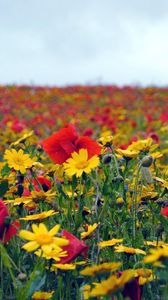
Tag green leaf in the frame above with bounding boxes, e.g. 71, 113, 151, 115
16, 263, 46, 300
1, 164, 10, 177
159, 215, 168, 232
0, 180, 9, 197
0, 244, 17, 288
27, 272, 46, 297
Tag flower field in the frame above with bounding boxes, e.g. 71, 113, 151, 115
1, 85, 168, 300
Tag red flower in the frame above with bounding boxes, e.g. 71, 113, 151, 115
23, 176, 51, 196
58, 230, 89, 264
160, 112, 168, 123
148, 132, 159, 144
0, 200, 20, 243
0, 199, 8, 235
161, 207, 168, 218
3, 221, 20, 243
11, 119, 26, 133
42, 125, 101, 164
83, 128, 93, 136
75, 136, 101, 159
123, 278, 142, 300
111, 276, 142, 300
32, 176, 51, 192
42, 125, 78, 164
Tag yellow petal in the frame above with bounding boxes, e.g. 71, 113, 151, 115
32, 224, 39, 234
49, 224, 60, 236
53, 237, 69, 246
19, 230, 35, 241
41, 244, 53, 253
39, 223, 48, 234
22, 241, 39, 252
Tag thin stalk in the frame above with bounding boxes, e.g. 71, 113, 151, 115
132, 163, 142, 245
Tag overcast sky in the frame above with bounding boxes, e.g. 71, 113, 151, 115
1, 0, 168, 86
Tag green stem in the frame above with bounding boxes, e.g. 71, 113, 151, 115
110, 145, 120, 177
132, 163, 142, 245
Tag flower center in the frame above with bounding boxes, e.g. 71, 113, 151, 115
36, 233, 53, 245
76, 160, 89, 169
14, 157, 24, 166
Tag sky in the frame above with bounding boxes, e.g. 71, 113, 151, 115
1, 0, 168, 86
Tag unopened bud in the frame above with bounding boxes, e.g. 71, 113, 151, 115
17, 184, 24, 197
112, 176, 123, 183
102, 154, 112, 164
17, 273, 27, 280
116, 197, 124, 206
141, 155, 153, 167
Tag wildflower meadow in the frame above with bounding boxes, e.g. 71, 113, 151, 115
1, 85, 168, 300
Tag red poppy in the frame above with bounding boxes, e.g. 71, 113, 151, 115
83, 128, 93, 136
75, 136, 101, 159
160, 112, 168, 123
58, 230, 89, 264
42, 125, 101, 164
161, 207, 168, 218
2, 221, 20, 243
148, 132, 159, 144
32, 176, 51, 192
42, 125, 78, 164
23, 176, 51, 196
11, 119, 26, 133
0, 200, 20, 243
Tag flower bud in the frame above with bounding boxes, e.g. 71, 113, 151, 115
102, 154, 112, 164
112, 176, 124, 183
17, 184, 24, 197
17, 273, 27, 280
141, 155, 153, 167
116, 197, 124, 206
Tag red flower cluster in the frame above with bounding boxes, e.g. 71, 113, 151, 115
0, 200, 20, 243
42, 125, 101, 164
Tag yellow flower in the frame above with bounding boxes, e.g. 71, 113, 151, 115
99, 135, 114, 146
140, 186, 158, 201
63, 149, 99, 178
82, 285, 91, 300
162, 181, 168, 190
20, 210, 58, 221
144, 247, 168, 264
30, 191, 57, 203
80, 262, 121, 276
128, 138, 153, 153
19, 223, 69, 253
81, 223, 98, 239
5, 190, 56, 208
145, 240, 168, 247
98, 238, 123, 248
4, 148, 34, 174
5, 197, 34, 206
10, 130, 34, 146
50, 263, 76, 271
35, 248, 68, 261
153, 177, 168, 190
32, 291, 54, 299
134, 268, 154, 285
89, 269, 135, 297
151, 151, 163, 159
114, 245, 146, 255
117, 148, 139, 159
